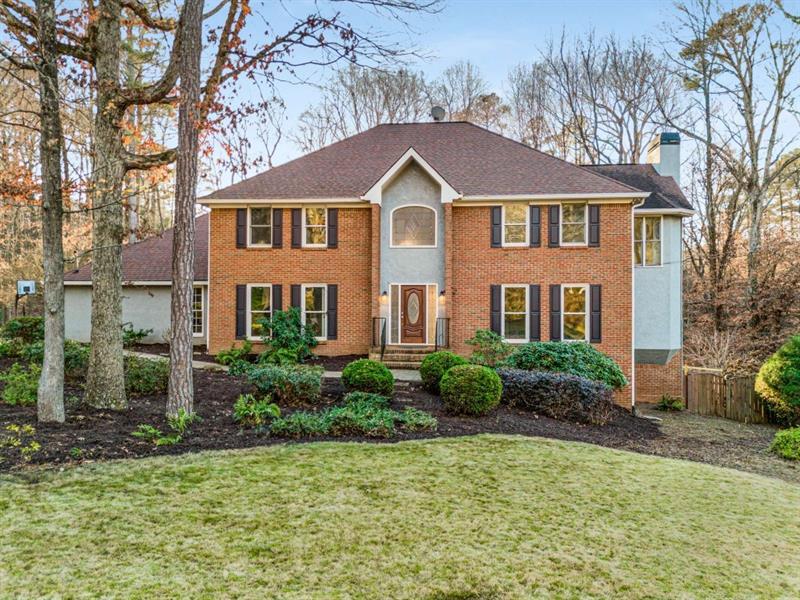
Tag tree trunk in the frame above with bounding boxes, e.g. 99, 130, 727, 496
35, 0, 65, 423
86, 0, 127, 409
167, 0, 204, 417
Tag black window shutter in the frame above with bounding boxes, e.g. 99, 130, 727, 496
589, 205, 600, 247
291, 208, 302, 248
235, 285, 246, 339
290, 284, 301, 309
236, 209, 247, 248
529, 284, 541, 341
549, 284, 561, 341
327, 284, 338, 339
490, 285, 502, 334
272, 284, 282, 312
327, 208, 338, 248
490, 206, 502, 247
272, 208, 283, 248
529, 206, 541, 247
590, 284, 602, 343
548, 205, 560, 247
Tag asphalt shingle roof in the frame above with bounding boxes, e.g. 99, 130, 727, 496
583, 164, 692, 211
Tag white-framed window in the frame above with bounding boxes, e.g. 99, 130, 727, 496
390, 205, 437, 247
562, 284, 588, 342
248, 207, 272, 247
303, 207, 327, 247
502, 204, 529, 246
502, 284, 528, 342
192, 286, 204, 336
247, 284, 272, 339
560, 203, 587, 246
634, 215, 662, 266
302, 284, 327, 340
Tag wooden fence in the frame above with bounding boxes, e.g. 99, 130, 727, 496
683, 367, 768, 424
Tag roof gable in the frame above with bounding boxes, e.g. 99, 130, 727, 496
582, 164, 693, 212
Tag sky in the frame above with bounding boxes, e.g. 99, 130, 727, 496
209, 0, 800, 185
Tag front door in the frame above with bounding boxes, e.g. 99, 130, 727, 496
401, 285, 426, 344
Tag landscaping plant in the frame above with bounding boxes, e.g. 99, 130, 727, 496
497, 368, 613, 425
124, 356, 170, 396
257, 308, 318, 364
341, 358, 394, 396
122, 324, 154, 348
18, 339, 89, 380
247, 364, 324, 404
1, 316, 44, 344
465, 329, 513, 367
0, 363, 41, 406
439, 364, 502, 416
755, 335, 800, 426
216, 340, 253, 367
420, 351, 468, 394
1, 424, 41, 462
770, 427, 800, 461
502, 341, 627, 389
233, 394, 281, 429
655, 394, 684, 412
132, 409, 201, 446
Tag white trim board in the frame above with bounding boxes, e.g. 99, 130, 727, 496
362, 147, 461, 205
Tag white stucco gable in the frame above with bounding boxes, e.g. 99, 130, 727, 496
361, 147, 461, 205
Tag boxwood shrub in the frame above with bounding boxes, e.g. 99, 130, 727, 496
419, 351, 467, 394
502, 341, 627, 389
770, 427, 800, 461
439, 364, 502, 416
341, 359, 394, 396
124, 356, 169, 396
497, 368, 613, 425
755, 336, 800, 426
247, 364, 323, 405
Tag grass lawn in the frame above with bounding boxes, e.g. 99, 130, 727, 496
1, 435, 799, 599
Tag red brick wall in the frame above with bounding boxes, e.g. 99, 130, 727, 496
636, 351, 683, 404
208, 207, 373, 356
448, 203, 634, 407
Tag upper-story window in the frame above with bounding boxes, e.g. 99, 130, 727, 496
248, 207, 272, 246
634, 216, 661, 266
561, 203, 587, 246
304, 207, 327, 247
391, 205, 436, 247
503, 204, 528, 246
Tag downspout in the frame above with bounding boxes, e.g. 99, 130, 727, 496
630, 197, 646, 416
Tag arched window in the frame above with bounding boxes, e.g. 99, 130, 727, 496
391, 205, 436, 247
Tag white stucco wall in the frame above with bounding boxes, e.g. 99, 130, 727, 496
64, 284, 207, 345
634, 215, 682, 361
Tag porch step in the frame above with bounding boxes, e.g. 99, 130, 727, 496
371, 345, 434, 355
381, 361, 425, 369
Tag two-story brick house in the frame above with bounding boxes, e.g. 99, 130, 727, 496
194, 122, 692, 407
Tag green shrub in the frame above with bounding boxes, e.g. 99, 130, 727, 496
122, 324, 153, 347
1, 424, 40, 461
655, 394, 684, 412
465, 329, 513, 367
124, 356, 169, 396
216, 340, 253, 366
439, 364, 502, 416
17, 340, 89, 379
770, 428, 800, 461
233, 393, 281, 429
257, 307, 318, 364
0, 338, 20, 358
247, 364, 323, 404
132, 409, 200, 446
398, 407, 438, 431
503, 341, 627, 390
343, 391, 391, 409
327, 398, 397, 438
0, 363, 40, 406
756, 336, 800, 426
1, 316, 44, 344
420, 351, 468, 394
341, 359, 394, 396
497, 368, 613, 425
269, 411, 330, 437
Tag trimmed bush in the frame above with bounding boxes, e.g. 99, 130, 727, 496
503, 341, 627, 389
770, 427, 800, 461
0, 363, 40, 406
465, 329, 513, 367
1, 316, 44, 344
341, 359, 394, 396
497, 368, 613, 425
124, 356, 169, 396
420, 351, 468, 394
233, 394, 280, 429
439, 364, 502, 416
755, 336, 800, 426
247, 364, 323, 405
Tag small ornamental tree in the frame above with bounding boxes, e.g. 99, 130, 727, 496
755, 336, 800, 426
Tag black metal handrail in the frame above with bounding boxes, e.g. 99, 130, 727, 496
435, 317, 450, 351
372, 317, 387, 360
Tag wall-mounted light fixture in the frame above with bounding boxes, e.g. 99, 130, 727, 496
438, 289, 446, 304
380, 290, 388, 304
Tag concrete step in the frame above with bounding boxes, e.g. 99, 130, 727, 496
380, 353, 431, 362
371, 345, 434, 355
381, 361, 422, 369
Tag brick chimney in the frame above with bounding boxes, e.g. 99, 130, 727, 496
646, 132, 681, 186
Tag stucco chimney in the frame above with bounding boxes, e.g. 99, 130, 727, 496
646, 132, 681, 186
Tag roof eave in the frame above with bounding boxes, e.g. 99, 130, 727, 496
635, 207, 695, 217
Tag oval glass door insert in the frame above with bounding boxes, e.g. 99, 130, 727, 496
407, 292, 420, 324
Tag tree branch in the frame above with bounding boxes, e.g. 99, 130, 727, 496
123, 147, 177, 172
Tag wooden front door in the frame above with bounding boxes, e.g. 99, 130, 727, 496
401, 285, 426, 344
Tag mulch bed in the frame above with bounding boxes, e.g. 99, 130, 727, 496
0, 361, 663, 472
